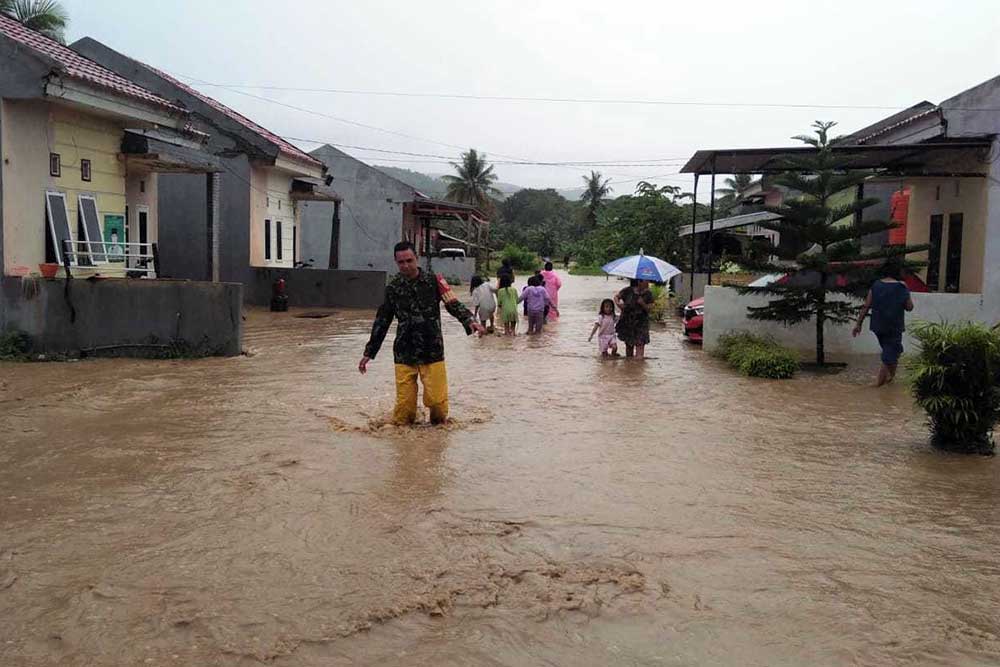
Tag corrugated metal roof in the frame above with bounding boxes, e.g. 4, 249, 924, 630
0, 14, 182, 114
679, 210, 782, 236
136, 62, 323, 168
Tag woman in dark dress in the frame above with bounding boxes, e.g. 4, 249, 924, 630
614, 279, 654, 358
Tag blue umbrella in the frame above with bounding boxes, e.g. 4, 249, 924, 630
602, 250, 681, 283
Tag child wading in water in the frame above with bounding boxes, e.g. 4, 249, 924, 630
469, 275, 497, 333
496, 275, 520, 336
520, 275, 552, 335
588, 298, 619, 356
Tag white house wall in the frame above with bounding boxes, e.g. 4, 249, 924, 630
249, 165, 296, 268
125, 171, 158, 245
904, 176, 987, 294
1, 99, 50, 273
702, 285, 987, 357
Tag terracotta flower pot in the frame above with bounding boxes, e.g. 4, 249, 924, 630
39, 263, 60, 279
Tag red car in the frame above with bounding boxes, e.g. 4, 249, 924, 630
683, 297, 704, 342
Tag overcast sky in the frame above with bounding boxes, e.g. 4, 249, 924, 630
64, 0, 1000, 199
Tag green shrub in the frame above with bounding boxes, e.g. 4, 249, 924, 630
714, 331, 798, 379
908, 321, 1000, 455
568, 264, 605, 276
0, 331, 32, 360
500, 244, 540, 272
648, 284, 676, 323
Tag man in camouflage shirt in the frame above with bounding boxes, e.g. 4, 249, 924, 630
359, 241, 485, 424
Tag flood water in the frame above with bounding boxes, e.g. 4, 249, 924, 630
2, 273, 999, 666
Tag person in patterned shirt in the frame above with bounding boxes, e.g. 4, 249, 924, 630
359, 241, 485, 424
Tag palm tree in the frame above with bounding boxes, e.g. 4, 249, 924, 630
442, 148, 501, 212
580, 170, 612, 228
714, 173, 760, 214
1, 0, 69, 42
715, 173, 759, 199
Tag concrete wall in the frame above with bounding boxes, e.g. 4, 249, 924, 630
427, 256, 475, 285
0, 276, 242, 356
158, 156, 253, 287
301, 145, 414, 275
673, 272, 710, 304
247, 267, 386, 308
702, 285, 987, 357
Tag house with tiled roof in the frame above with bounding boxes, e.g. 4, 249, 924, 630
71, 37, 349, 298
0, 14, 242, 357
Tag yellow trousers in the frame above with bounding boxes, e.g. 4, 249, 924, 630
393, 361, 449, 424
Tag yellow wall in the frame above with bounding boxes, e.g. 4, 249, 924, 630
905, 177, 987, 293
1, 99, 128, 274
51, 106, 126, 232
248, 165, 296, 268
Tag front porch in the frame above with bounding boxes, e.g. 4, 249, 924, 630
679, 138, 999, 355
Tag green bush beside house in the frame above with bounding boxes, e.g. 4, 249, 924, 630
714, 332, 799, 379
908, 321, 1000, 455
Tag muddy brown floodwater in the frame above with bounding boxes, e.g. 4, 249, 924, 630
1, 274, 999, 666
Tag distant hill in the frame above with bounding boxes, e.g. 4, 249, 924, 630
372, 166, 448, 198
372, 165, 526, 200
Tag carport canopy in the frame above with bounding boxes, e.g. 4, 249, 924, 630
680, 139, 993, 177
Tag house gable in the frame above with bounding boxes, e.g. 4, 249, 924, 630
70, 37, 323, 174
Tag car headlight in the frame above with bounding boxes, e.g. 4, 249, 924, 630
694, 307, 704, 316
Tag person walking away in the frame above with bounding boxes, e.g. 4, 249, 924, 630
588, 298, 619, 357
520, 275, 552, 335
496, 258, 514, 286
470, 275, 497, 333
539, 261, 562, 321
359, 242, 485, 425
852, 260, 914, 386
614, 279, 654, 358
496, 274, 520, 336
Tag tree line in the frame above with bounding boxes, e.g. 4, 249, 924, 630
441, 149, 714, 269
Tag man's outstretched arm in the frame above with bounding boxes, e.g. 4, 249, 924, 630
443, 296, 483, 335
359, 290, 394, 373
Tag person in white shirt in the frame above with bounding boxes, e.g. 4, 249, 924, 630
470, 275, 497, 333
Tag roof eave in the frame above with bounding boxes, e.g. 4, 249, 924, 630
273, 153, 325, 179
45, 76, 186, 128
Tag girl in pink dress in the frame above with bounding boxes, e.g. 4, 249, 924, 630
588, 299, 619, 356
539, 262, 562, 321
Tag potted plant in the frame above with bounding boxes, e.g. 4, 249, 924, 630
909, 321, 1000, 455
38, 263, 60, 278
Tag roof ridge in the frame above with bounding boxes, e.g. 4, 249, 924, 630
132, 58, 322, 168
0, 14, 181, 114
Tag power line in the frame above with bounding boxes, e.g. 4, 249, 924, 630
177, 82, 903, 110
282, 136, 689, 166
172, 72, 690, 179
167, 80, 1000, 112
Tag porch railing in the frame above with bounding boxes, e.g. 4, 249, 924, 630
61, 239, 159, 278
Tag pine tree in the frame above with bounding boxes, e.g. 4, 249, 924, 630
739, 121, 926, 366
